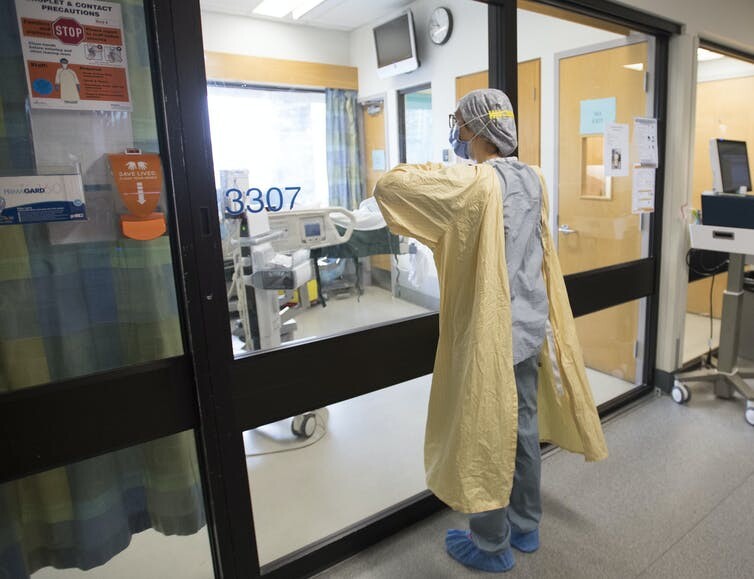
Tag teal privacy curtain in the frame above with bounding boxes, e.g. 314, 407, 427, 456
325, 89, 365, 209
0, 1, 205, 576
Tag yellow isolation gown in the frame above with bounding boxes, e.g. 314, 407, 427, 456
375, 162, 608, 514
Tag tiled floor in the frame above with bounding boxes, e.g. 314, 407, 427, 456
318, 389, 754, 579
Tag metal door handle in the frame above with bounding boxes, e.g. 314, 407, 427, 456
558, 224, 577, 235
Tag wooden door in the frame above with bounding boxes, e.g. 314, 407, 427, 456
455, 70, 488, 101
517, 59, 541, 166
361, 99, 390, 271
454, 59, 541, 166
558, 41, 649, 381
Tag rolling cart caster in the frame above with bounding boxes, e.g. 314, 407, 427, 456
672, 381, 691, 405
745, 401, 754, 427
291, 413, 317, 438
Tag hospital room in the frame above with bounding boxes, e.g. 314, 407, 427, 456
3, 0, 754, 577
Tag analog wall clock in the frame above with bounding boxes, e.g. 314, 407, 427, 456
429, 7, 453, 46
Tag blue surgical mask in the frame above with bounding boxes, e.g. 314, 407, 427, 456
449, 125, 470, 160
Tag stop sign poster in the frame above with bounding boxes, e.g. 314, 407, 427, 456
15, 0, 132, 111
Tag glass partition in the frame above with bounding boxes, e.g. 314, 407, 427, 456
517, 6, 653, 275
0, 0, 183, 392
242, 375, 431, 568
199, 0, 489, 357
577, 298, 646, 405
0, 431, 210, 579
555, 38, 651, 275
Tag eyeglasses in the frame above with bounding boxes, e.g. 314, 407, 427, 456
448, 114, 458, 129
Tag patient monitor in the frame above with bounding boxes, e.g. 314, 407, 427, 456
268, 208, 356, 253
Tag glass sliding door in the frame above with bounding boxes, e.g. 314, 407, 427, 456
517, 1, 668, 407
182, 0, 490, 575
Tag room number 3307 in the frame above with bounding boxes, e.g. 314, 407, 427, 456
224, 186, 301, 215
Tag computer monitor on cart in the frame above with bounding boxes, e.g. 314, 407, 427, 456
710, 138, 752, 193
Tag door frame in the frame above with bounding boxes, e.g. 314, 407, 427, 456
397, 82, 433, 164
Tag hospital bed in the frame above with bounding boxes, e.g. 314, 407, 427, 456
225, 199, 408, 438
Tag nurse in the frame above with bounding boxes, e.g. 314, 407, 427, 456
374, 88, 607, 573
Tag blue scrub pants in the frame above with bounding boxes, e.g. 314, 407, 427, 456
469, 355, 542, 553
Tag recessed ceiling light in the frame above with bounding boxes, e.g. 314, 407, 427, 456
253, 0, 300, 18
623, 63, 644, 71
292, 0, 326, 19
697, 48, 725, 62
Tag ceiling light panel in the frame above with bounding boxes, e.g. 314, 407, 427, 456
697, 48, 725, 62
253, 0, 300, 18
292, 0, 327, 19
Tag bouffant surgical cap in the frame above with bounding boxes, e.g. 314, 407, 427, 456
457, 89, 517, 157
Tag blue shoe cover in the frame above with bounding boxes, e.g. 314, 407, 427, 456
445, 530, 515, 572
510, 528, 539, 553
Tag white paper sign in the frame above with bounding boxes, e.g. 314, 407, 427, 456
0, 174, 86, 225
632, 167, 655, 214
15, 0, 132, 112
604, 123, 630, 177
634, 117, 659, 168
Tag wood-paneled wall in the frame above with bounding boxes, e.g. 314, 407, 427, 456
204, 51, 358, 90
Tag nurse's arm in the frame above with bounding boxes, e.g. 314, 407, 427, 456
374, 163, 475, 250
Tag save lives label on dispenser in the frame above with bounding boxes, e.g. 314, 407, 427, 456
15, 0, 132, 111
107, 152, 163, 216
0, 174, 86, 225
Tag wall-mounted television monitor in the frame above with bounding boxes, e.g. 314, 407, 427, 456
373, 11, 419, 79
710, 138, 752, 193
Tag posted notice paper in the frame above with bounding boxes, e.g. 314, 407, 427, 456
634, 117, 659, 168
15, 0, 132, 111
632, 167, 656, 214
604, 123, 630, 177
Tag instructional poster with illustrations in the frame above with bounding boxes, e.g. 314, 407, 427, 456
15, 0, 132, 111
